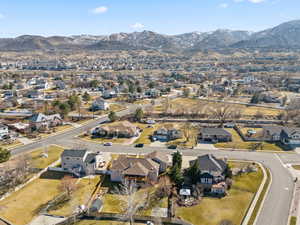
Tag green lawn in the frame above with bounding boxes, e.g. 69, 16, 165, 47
215, 128, 284, 151
176, 164, 263, 225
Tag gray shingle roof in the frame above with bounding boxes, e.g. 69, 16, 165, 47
61, 149, 87, 158
190, 154, 227, 172
200, 128, 231, 136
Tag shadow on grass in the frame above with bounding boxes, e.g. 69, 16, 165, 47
101, 175, 122, 193
39, 170, 71, 180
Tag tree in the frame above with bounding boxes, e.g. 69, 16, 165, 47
136, 86, 142, 93
182, 123, 192, 143
134, 108, 144, 122
148, 82, 155, 89
128, 83, 135, 94
90, 79, 99, 88
108, 111, 118, 122
43, 101, 50, 115
0, 148, 10, 163
172, 151, 182, 169
59, 175, 78, 197
183, 88, 190, 98
185, 162, 200, 184
59, 102, 71, 118
82, 91, 91, 102
68, 95, 80, 111
209, 104, 234, 127
169, 164, 183, 186
250, 92, 260, 104
113, 180, 146, 225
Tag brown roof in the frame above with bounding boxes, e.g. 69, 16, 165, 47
110, 155, 159, 176
146, 151, 170, 164
100, 121, 137, 135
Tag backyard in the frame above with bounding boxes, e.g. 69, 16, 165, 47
49, 176, 101, 216
176, 163, 264, 225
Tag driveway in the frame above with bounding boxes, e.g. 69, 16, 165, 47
150, 141, 166, 147
195, 141, 217, 150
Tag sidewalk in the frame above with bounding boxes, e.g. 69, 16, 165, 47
29, 215, 65, 225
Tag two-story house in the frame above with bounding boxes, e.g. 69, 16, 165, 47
189, 154, 228, 193
61, 149, 104, 176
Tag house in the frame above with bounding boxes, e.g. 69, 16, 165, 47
152, 127, 182, 142
35, 79, 49, 90
145, 89, 161, 98
262, 126, 283, 142
110, 155, 159, 183
280, 127, 300, 145
189, 154, 228, 192
25, 90, 43, 99
92, 121, 139, 138
102, 90, 117, 99
61, 149, 104, 176
28, 113, 63, 131
146, 151, 171, 173
198, 128, 232, 143
91, 97, 109, 111
0, 124, 9, 140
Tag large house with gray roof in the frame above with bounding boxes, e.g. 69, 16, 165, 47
28, 113, 62, 131
189, 154, 228, 192
198, 128, 232, 143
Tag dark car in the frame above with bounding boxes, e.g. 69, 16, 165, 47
168, 145, 177, 149
135, 143, 144, 148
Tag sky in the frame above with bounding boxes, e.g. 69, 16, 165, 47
0, 0, 299, 37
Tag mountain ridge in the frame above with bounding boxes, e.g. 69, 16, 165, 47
0, 20, 300, 52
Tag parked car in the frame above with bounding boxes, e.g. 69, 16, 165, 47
135, 143, 144, 148
168, 145, 177, 149
103, 142, 112, 146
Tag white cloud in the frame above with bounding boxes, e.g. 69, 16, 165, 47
248, 0, 265, 3
91, 6, 108, 14
130, 22, 145, 29
219, 3, 229, 8
233, 0, 265, 3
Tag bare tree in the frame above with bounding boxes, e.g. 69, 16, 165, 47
209, 104, 234, 127
113, 180, 147, 225
59, 175, 78, 197
182, 123, 193, 143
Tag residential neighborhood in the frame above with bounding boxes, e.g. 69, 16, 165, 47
1, 3, 300, 225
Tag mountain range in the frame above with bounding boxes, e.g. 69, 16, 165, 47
1, 20, 300, 52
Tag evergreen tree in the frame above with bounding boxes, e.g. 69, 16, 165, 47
0, 148, 11, 163
172, 151, 182, 169
134, 108, 144, 122
108, 111, 118, 122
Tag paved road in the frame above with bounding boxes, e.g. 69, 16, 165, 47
10, 105, 300, 225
